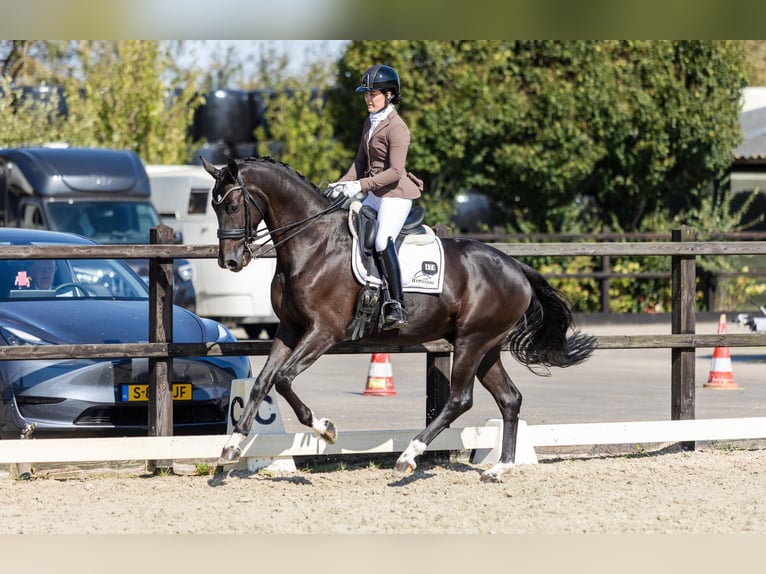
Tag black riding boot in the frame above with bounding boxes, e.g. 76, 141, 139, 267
378, 238, 407, 330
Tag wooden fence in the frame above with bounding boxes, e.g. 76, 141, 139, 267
467, 229, 766, 313
2, 224, 766, 467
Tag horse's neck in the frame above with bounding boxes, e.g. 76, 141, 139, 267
272, 210, 349, 274
261, 190, 326, 234
250, 175, 346, 260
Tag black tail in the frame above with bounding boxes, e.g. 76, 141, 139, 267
507, 262, 596, 375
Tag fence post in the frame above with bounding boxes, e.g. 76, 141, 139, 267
600, 255, 611, 313
671, 225, 696, 451
147, 224, 175, 472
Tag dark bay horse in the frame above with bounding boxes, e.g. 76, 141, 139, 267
202, 156, 595, 482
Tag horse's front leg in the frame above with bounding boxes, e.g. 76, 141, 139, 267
219, 328, 340, 465
218, 337, 293, 464
270, 329, 340, 444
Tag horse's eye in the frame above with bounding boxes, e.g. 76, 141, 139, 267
225, 202, 239, 215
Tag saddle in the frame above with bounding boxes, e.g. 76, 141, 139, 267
345, 201, 435, 341
350, 203, 433, 279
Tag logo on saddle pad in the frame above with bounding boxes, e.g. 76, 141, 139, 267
412, 261, 439, 284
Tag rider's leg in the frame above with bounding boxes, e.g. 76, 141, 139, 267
378, 237, 407, 329
362, 195, 412, 330
371, 196, 412, 252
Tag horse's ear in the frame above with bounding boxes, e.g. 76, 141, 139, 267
226, 158, 240, 179
200, 156, 219, 178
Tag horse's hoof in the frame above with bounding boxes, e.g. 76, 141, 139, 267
479, 472, 501, 483
480, 461, 513, 483
394, 459, 415, 475
317, 418, 337, 444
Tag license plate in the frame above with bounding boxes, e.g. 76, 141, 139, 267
121, 383, 193, 402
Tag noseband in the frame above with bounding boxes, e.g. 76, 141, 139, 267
213, 171, 345, 258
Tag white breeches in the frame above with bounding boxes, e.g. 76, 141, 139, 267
362, 194, 413, 252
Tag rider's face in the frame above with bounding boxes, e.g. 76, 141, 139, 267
364, 90, 388, 113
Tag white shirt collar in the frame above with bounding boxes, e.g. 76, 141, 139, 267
369, 104, 394, 127
368, 105, 394, 141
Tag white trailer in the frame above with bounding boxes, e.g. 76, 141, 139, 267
145, 164, 278, 338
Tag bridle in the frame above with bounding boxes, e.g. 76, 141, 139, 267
212, 170, 345, 258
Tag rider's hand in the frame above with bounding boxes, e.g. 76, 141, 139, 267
325, 180, 362, 199
340, 180, 362, 197
323, 181, 343, 199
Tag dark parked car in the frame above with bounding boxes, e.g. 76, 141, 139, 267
0, 228, 249, 439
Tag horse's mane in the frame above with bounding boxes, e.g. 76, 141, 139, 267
241, 156, 320, 192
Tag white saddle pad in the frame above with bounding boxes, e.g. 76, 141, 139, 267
351, 235, 445, 294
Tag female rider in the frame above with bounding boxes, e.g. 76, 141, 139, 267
325, 64, 422, 330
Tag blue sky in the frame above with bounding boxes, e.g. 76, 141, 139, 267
177, 40, 350, 77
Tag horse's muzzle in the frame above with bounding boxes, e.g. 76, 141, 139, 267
218, 242, 249, 272
221, 258, 242, 271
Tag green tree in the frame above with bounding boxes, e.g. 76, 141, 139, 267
252, 46, 351, 185
1, 40, 203, 164
0, 40, 74, 83
744, 40, 766, 85
61, 41, 204, 164
333, 41, 748, 232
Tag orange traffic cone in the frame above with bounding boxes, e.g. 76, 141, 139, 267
704, 314, 739, 390
364, 353, 397, 396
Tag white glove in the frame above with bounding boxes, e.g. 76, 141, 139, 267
341, 180, 362, 197
326, 180, 362, 199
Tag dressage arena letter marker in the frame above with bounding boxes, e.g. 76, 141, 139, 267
471, 419, 538, 465
227, 378, 296, 472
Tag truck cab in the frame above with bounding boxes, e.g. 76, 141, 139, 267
0, 146, 196, 310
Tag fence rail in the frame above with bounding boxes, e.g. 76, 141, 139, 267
0, 332, 765, 364
2, 225, 766, 468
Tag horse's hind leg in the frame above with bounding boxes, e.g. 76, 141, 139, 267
394, 383, 475, 476
475, 347, 522, 483
394, 345, 479, 476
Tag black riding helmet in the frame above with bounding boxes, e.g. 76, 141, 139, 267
356, 64, 402, 105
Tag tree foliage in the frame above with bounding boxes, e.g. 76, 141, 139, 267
744, 40, 766, 86
251, 46, 351, 185
1, 40, 752, 234
332, 41, 748, 232
0, 40, 203, 164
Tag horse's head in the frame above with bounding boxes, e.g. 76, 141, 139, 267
202, 157, 262, 272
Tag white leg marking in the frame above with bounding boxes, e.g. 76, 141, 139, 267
310, 414, 337, 444
311, 416, 328, 436
480, 461, 515, 483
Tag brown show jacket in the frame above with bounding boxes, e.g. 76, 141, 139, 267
339, 108, 422, 199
